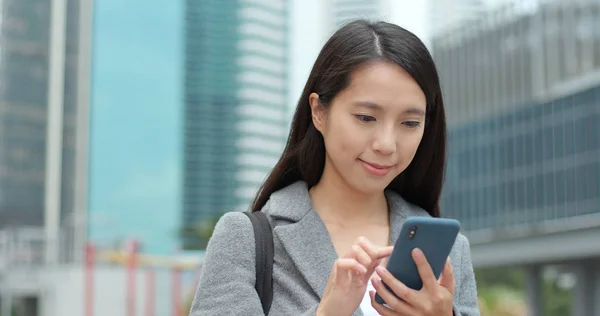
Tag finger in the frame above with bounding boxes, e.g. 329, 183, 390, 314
370, 277, 415, 315
374, 266, 418, 306
334, 258, 367, 283
350, 244, 374, 268
375, 246, 394, 260
356, 237, 394, 260
355, 237, 390, 261
411, 248, 438, 290
368, 291, 398, 316
439, 258, 455, 295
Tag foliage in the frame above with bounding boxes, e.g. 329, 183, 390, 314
179, 215, 221, 250
478, 285, 527, 316
475, 267, 572, 316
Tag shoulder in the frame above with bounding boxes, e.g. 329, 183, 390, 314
212, 211, 254, 238
206, 212, 255, 258
191, 212, 265, 315
453, 233, 471, 256
450, 232, 473, 271
213, 211, 254, 237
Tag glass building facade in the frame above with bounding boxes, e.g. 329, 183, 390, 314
182, 0, 290, 240
0, 0, 81, 229
433, 1, 600, 233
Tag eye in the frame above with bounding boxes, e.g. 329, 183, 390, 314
355, 114, 376, 122
402, 121, 421, 128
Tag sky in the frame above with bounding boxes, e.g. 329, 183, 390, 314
88, 0, 183, 253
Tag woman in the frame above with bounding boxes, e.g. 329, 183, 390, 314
189, 20, 480, 316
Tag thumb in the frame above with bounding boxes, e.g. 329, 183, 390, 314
439, 258, 455, 295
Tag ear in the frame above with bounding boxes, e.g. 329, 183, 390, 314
309, 92, 327, 133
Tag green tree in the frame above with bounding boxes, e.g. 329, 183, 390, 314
179, 215, 221, 250
475, 267, 571, 316
542, 276, 571, 316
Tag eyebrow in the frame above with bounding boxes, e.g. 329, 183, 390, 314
353, 101, 426, 117
353, 101, 381, 110
404, 108, 426, 117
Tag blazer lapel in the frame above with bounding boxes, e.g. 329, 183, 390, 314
266, 182, 370, 315
275, 212, 370, 316
266, 182, 336, 300
274, 210, 336, 299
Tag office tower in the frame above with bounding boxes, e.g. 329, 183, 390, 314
434, 0, 600, 234
433, 1, 600, 315
182, 0, 289, 245
0, 0, 91, 262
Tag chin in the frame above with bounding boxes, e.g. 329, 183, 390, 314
348, 177, 392, 196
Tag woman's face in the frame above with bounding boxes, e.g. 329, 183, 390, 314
310, 60, 427, 195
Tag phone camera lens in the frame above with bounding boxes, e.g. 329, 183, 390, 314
408, 225, 418, 239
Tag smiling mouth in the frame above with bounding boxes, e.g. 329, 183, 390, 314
358, 159, 395, 176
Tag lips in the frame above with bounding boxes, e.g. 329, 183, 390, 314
365, 161, 393, 169
359, 159, 394, 176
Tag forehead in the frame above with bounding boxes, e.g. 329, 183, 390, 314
336, 60, 427, 112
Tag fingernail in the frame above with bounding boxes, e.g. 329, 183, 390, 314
375, 266, 386, 275
413, 248, 423, 259
371, 277, 381, 287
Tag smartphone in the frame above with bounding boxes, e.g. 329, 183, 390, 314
374, 216, 461, 305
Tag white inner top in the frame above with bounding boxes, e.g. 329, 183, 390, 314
360, 280, 381, 316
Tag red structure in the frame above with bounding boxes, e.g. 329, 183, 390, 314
127, 240, 139, 316
84, 243, 95, 316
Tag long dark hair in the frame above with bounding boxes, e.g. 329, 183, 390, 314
250, 20, 446, 217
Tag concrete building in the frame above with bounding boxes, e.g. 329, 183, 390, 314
433, 1, 600, 315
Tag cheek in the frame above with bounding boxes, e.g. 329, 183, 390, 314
324, 117, 363, 159
398, 131, 425, 161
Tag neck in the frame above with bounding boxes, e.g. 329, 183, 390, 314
309, 160, 389, 226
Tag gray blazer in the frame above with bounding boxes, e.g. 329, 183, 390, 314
189, 181, 480, 316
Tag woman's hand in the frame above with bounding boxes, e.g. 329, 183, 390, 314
316, 237, 393, 316
368, 248, 454, 316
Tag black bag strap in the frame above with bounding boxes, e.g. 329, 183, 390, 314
243, 211, 274, 315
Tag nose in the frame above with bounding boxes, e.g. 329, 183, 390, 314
372, 125, 396, 155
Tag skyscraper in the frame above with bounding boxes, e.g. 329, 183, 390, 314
182, 0, 289, 245
0, 0, 91, 262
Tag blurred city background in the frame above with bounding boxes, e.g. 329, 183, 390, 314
0, 0, 598, 315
